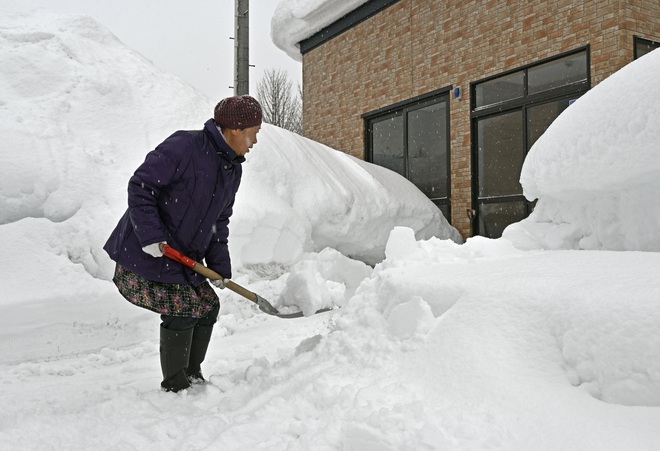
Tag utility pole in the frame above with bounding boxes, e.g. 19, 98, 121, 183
234, 0, 249, 95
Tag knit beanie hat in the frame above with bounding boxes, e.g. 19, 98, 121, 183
214, 95, 263, 129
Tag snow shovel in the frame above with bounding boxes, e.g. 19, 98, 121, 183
162, 245, 330, 319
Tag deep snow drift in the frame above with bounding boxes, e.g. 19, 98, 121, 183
504, 49, 660, 251
2, 6, 660, 451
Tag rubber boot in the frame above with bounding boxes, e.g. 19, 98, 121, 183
159, 325, 194, 393
186, 324, 213, 384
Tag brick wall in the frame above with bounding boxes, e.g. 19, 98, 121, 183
302, 0, 660, 238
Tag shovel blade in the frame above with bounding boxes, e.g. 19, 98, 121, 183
254, 294, 333, 318
274, 307, 334, 319
255, 294, 281, 316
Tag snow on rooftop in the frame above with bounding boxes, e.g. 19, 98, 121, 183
271, 0, 369, 61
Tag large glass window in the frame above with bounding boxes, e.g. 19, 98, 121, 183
408, 102, 449, 201
527, 99, 575, 145
527, 52, 588, 94
365, 91, 451, 221
372, 115, 404, 175
478, 201, 527, 238
475, 70, 524, 109
471, 49, 590, 238
477, 111, 524, 198
634, 36, 660, 59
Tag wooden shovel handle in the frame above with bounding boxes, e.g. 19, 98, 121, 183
161, 244, 258, 303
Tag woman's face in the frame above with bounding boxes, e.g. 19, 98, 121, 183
227, 125, 261, 157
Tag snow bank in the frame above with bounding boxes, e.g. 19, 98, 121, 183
232, 125, 461, 268
504, 49, 660, 251
271, 0, 369, 61
0, 8, 214, 282
369, 230, 660, 410
275, 247, 372, 316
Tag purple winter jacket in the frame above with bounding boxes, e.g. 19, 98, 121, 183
104, 119, 244, 286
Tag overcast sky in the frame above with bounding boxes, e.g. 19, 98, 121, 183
7, 0, 302, 101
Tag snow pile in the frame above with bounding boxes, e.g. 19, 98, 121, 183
0, 8, 214, 282
231, 125, 461, 268
271, 0, 369, 61
504, 49, 660, 251
0, 9, 213, 227
276, 248, 372, 316
370, 230, 660, 410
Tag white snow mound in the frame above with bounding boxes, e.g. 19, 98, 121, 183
505, 49, 660, 251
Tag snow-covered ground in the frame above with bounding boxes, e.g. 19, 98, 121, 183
2, 6, 660, 451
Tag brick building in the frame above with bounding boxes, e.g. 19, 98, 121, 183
296, 0, 660, 239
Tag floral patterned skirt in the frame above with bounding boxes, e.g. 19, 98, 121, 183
112, 264, 219, 318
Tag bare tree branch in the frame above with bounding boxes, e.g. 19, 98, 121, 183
256, 69, 303, 135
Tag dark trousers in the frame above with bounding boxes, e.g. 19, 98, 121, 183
161, 304, 220, 331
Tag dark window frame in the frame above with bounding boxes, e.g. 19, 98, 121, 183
471, 47, 591, 117
634, 36, 660, 59
363, 87, 452, 221
470, 47, 591, 237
